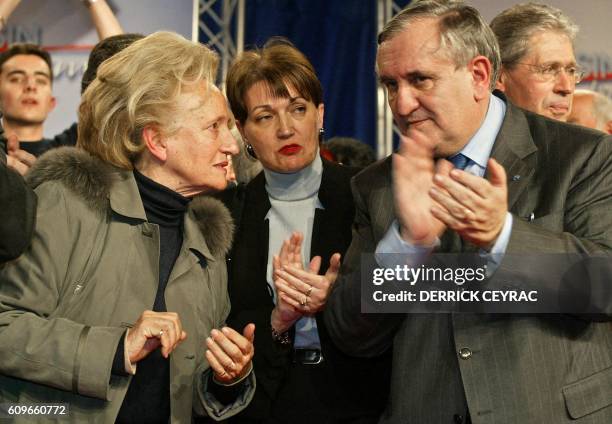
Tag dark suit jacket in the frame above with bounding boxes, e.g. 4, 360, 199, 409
220, 159, 391, 422
0, 150, 36, 262
325, 97, 612, 424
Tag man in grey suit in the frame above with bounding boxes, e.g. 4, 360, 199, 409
324, 1, 612, 423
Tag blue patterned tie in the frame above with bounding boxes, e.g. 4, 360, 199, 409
449, 153, 469, 170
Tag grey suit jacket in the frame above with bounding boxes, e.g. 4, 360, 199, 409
325, 98, 612, 424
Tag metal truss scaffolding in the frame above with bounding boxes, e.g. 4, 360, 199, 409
376, 0, 407, 158
196, 0, 245, 87
197, 0, 405, 157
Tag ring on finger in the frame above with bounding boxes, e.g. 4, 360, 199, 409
159, 329, 164, 337
306, 285, 313, 297
300, 296, 307, 306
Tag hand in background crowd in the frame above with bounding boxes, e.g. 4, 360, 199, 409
6, 134, 36, 176
81, 0, 124, 39
273, 231, 341, 316
206, 324, 255, 384
0, 0, 21, 31
1, 0, 122, 38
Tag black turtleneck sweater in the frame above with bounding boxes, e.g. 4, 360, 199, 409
116, 170, 190, 424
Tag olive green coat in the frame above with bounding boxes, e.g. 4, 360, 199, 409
0, 147, 254, 423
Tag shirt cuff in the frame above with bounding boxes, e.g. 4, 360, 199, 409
375, 220, 437, 268
212, 362, 253, 387
480, 212, 513, 275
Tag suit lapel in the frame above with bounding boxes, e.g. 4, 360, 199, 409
233, 173, 272, 306
247, 173, 271, 271
311, 161, 355, 274
488, 97, 538, 213
377, 156, 397, 235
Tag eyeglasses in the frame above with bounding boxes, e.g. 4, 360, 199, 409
512, 62, 585, 84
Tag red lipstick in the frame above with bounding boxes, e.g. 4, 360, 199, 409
279, 144, 302, 155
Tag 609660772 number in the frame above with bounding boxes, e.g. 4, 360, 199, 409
0, 403, 69, 417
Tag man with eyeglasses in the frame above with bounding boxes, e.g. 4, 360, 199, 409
491, 3, 580, 122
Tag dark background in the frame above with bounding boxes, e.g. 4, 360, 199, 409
201, 0, 412, 150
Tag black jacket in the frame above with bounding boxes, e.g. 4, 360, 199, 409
0, 150, 36, 262
220, 159, 391, 422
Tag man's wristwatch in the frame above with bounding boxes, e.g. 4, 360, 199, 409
271, 325, 291, 345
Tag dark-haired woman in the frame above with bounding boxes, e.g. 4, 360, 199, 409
221, 39, 390, 424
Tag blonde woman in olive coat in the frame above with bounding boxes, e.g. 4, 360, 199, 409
0, 32, 255, 423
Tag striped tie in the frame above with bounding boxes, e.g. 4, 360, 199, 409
449, 153, 469, 170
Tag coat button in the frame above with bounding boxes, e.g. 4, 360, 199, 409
458, 347, 472, 360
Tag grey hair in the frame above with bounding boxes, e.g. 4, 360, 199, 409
592, 92, 612, 128
575, 89, 612, 128
378, 0, 500, 91
490, 2, 578, 68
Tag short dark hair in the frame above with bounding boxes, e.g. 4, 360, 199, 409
325, 137, 376, 168
81, 33, 145, 93
0, 43, 53, 83
226, 37, 323, 124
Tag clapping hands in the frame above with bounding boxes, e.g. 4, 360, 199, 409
270, 232, 341, 333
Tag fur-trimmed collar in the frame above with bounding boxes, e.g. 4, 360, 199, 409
27, 147, 234, 258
